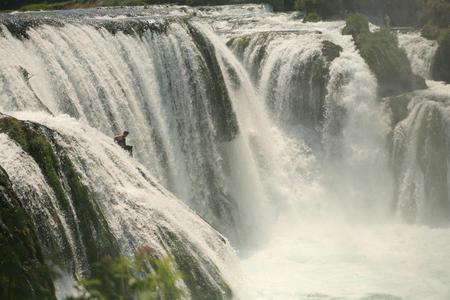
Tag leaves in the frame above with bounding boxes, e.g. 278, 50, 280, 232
70, 248, 184, 300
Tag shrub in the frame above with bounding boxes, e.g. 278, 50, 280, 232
70, 247, 184, 300
421, 22, 442, 40
303, 11, 321, 22
342, 13, 369, 36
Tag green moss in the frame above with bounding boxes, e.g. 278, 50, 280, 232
419, 0, 450, 29
421, 23, 442, 40
342, 13, 370, 36
0, 117, 68, 211
19, 2, 71, 11
61, 156, 120, 264
432, 29, 450, 83
100, 0, 146, 6
0, 116, 119, 270
343, 14, 427, 97
321, 40, 343, 62
157, 226, 232, 300
293, 0, 304, 10
0, 167, 56, 300
303, 11, 321, 22
0, 117, 28, 149
226, 35, 251, 59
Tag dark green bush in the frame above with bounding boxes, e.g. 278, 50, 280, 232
419, 0, 450, 28
432, 29, 450, 83
70, 247, 184, 300
421, 22, 442, 40
303, 11, 321, 22
342, 13, 369, 36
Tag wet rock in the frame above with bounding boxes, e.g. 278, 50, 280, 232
321, 40, 342, 62
431, 30, 450, 83
0, 166, 56, 300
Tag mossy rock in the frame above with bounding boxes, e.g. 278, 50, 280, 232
156, 225, 232, 300
383, 93, 412, 125
0, 116, 119, 274
342, 13, 370, 36
187, 24, 239, 142
322, 40, 343, 62
0, 166, 56, 300
431, 29, 450, 83
421, 23, 442, 40
343, 14, 427, 97
226, 35, 251, 59
303, 11, 321, 23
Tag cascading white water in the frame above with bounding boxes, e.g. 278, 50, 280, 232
1, 4, 450, 300
0, 16, 277, 244
212, 6, 450, 299
0, 112, 237, 299
398, 32, 438, 79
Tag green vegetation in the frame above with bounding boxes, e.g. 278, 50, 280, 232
0, 116, 119, 267
101, 0, 147, 6
419, 0, 450, 29
343, 13, 427, 96
0, 116, 230, 299
157, 227, 232, 299
342, 12, 369, 36
0, 166, 56, 300
418, 0, 450, 83
19, 1, 72, 11
303, 11, 320, 22
0, 117, 187, 299
69, 247, 184, 300
419, 0, 450, 42
432, 29, 450, 83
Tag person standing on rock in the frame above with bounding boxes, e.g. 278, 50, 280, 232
114, 130, 133, 156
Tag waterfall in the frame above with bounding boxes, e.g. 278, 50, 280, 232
228, 19, 393, 220
388, 83, 450, 225
0, 112, 236, 299
0, 16, 275, 244
398, 31, 438, 79
2, 5, 450, 300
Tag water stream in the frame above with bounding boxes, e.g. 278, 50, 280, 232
1, 4, 449, 300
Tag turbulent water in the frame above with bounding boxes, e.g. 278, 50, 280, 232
1, 4, 450, 300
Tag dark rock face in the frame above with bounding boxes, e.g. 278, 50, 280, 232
431, 30, 450, 83
383, 93, 412, 126
0, 18, 64, 40
187, 24, 239, 143
94, 18, 170, 36
321, 40, 343, 62
0, 166, 56, 300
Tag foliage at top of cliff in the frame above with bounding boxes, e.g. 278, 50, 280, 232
343, 13, 427, 97
342, 13, 369, 36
